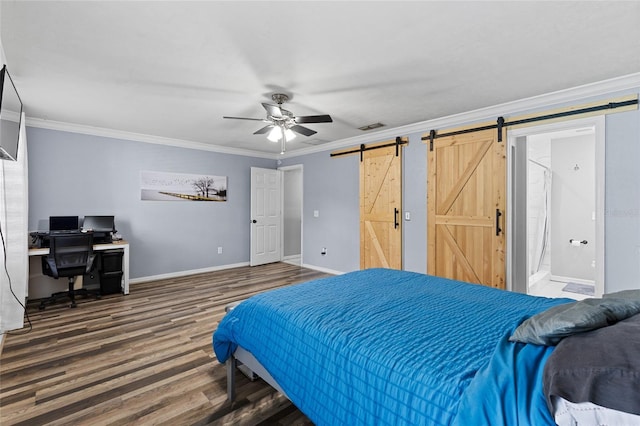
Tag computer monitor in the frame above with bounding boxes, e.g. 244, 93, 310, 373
49, 216, 79, 232
82, 215, 115, 233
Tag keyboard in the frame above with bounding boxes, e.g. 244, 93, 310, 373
49, 230, 82, 235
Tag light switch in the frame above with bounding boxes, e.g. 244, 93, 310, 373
313, 210, 319, 218
405, 211, 411, 221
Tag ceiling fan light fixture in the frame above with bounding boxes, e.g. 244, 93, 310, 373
284, 128, 296, 141
267, 126, 282, 142
267, 126, 297, 143
224, 93, 332, 152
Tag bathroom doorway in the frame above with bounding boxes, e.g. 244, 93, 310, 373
508, 116, 605, 299
280, 165, 303, 266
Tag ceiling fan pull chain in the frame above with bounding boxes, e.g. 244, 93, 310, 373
281, 127, 287, 154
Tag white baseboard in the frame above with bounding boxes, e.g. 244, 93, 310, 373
550, 274, 595, 286
130, 262, 250, 284
301, 263, 347, 276
282, 255, 301, 266
129, 261, 347, 285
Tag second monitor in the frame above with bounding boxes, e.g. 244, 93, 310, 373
82, 215, 116, 243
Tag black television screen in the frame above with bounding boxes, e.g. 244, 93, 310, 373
82, 215, 115, 233
0, 65, 23, 162
49, 216, 79, 232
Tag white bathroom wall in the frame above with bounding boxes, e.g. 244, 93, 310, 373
550, 134, 596, 281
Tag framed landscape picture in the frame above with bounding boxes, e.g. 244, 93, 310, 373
140, 170, 227, 201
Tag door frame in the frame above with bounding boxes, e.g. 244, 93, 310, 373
278, 164, 304, 265
507, 115, 605, 296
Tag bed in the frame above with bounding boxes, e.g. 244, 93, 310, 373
213, 268, 640, 425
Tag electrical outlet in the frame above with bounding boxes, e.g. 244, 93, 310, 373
321, 247, 327, 256
217, 247, 223, 254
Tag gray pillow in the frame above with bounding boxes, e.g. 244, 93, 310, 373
509, 297, 640, 345
543, 313, 640, 415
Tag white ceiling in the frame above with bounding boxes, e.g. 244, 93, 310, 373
2, 1, 639, 156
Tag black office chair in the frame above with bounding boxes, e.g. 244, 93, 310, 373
39, 233, 100, 310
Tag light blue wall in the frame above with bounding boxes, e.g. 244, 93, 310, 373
283, 92, 640, 293
402, 133, 428, 273
280, 133, 427, 274
281, 151, 360, 273
27, 89, 640, 292
604, 107, 640, 292
27, 127, 275, 279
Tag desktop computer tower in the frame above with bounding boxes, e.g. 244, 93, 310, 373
99, 249, 124, 294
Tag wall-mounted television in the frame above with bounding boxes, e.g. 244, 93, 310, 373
0, 65, 23, 161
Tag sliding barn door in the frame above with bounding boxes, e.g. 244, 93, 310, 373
360, 145, 402, 270
427, 128, 506, 289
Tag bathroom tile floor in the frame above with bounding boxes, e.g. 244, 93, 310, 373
528, 278, 593, 300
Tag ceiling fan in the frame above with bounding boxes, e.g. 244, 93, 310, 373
223, 93, 333, 153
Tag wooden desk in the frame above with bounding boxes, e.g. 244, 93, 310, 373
28, 240, 130, 298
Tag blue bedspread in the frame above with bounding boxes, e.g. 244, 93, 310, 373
213, 269, 570, 425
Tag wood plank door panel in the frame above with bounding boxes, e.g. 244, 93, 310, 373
360, 145, 402, 270
427, 128, 505, 288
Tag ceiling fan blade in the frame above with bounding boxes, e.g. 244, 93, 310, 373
295, 114, 333, 124
262, 103, 283, 118
290, 125, 317, 137
253, 125, 273, 135
223, 116, 265, 121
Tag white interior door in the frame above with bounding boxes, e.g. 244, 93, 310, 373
250, 167, 282, 266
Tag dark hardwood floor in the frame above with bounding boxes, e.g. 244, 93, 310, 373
0, 262, 328, 425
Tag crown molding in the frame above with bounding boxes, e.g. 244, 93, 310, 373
24, 72, 640, 161
280, 71, 640, 159
24, 118, 280, 160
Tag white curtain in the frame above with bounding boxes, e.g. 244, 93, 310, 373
0, 112, 28, 332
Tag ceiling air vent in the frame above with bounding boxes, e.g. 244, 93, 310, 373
358, 122, 385, 131
301, 138, 329, 146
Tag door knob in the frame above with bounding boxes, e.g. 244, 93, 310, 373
252, 220, 257, 223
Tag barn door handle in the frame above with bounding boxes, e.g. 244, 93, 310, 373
394, 208, 399, 229
495, 209, 502, 236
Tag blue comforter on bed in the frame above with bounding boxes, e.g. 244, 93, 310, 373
213, 268, 570, 425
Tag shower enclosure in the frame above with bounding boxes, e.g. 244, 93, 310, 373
527, 154, 552, 289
